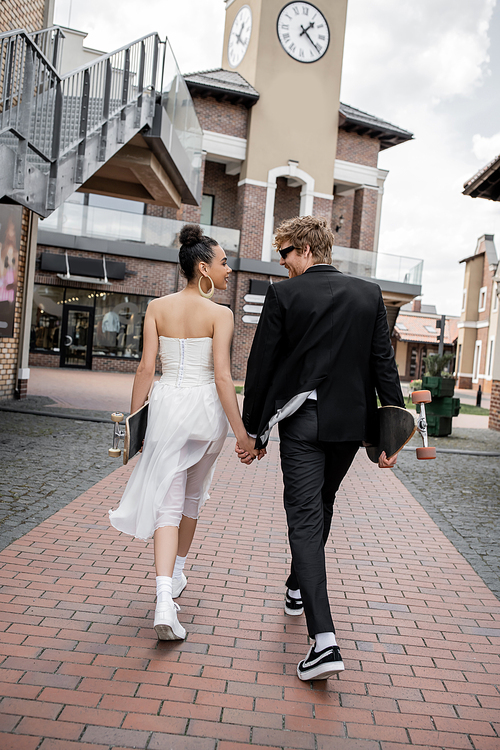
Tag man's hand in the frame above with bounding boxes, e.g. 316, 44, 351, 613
235, 441, 266, 465
378, 450, 398, 469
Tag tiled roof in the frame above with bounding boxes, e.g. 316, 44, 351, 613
183, 68, 259, 106
339, 103, 413, 149
463, 153, 500, 200
394, 313, 458, 345
184, 69, 414, 147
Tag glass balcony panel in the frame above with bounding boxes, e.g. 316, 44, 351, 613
40, 203, 240, 257
270, 243, 423, 286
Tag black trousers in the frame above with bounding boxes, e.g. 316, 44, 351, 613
278, 400, 358, 638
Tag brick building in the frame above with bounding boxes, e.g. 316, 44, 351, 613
392, 300, 458, 382
4, 0, 424, 392
463, 163, 500, 430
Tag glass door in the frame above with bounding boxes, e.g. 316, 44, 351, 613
60, 305, 93, 368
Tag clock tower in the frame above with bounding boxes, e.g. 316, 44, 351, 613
222, 0, 348, 260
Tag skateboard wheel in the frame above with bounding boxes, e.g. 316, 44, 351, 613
111, 412, 124, 423
411, 390, 432, 404
416, 446, 436, 460
108, 448, 121, 458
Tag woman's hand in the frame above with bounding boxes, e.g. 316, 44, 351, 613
235, 436, 265, 465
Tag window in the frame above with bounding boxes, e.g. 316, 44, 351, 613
456, 344, 462, 375
200, 195, 214, 226
31, 286, 65, 353
31, 285, 153, 361
397, 322, 408, 331
93, 292, 152, 360
472, 340, 482, 382
487, 338, 495, 378
409, 347, 417, 378
478, 286, 487, 312
424, 325, 437, 333
461, 288, 467, 312
493, 282, 499, 313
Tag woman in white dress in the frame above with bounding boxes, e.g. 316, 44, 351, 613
109, 224, 260, 640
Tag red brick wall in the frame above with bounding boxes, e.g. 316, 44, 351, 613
203, 161, 239, 229
273, 177, 301, 230
312, 197, 334, 221
231, 271, 285, 380
336, 129, 380, 167
35, 245, 179, 298
332, 193, 354, 248
192, 95, 248, 139
351, 187, 378, 252
236, 183, 267, 261
489, 379, 500, 431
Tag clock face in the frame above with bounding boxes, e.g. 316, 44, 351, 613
227, 5, 252, 69
277, 2, 330, 63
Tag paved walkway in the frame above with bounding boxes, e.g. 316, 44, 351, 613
1, 438, 500, 749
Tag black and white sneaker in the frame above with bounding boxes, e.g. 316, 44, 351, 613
285, 590, 304, 616
297, 643, 344, 680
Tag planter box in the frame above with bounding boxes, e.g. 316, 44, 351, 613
422, 375, 456, 398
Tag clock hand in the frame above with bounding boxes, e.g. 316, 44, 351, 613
299, 22, 314, 36
300, 25, 320, 53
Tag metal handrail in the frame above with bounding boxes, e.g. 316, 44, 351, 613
28, 26, 65, 69
0, 29, 161, 166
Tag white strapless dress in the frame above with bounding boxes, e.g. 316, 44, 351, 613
109, 337, 228, 541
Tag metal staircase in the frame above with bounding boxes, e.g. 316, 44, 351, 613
0, 27, 188, 216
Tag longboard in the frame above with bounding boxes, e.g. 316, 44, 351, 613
108, 403, 148, 465
366, 391, 436, 463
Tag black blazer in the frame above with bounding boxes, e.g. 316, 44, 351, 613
242, 265, 404, 447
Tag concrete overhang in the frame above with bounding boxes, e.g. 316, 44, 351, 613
79, 135, 183, 208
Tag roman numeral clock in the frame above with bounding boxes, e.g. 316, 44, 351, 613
277, 2, 330, 62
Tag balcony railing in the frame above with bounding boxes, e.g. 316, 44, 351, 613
269, 244, 423, 286
40, 201, 241, 256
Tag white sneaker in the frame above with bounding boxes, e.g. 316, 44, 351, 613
172, 572, 187, 599
154, 600, 186, 640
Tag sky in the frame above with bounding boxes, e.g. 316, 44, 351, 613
53, 0, 500, 316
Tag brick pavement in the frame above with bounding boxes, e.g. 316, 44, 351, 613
0, 439, 500, 749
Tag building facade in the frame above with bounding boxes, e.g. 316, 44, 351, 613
455, 235, 498, 396
26, 0, 423, 382
392, 301, 458, 382
463, 166, 500, 430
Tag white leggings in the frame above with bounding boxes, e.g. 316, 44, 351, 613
154, 446, 218, 530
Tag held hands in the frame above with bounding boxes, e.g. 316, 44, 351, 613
378, 450, 398, 469
235, 435, 266, 465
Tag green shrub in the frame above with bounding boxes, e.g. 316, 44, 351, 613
423, 352, 455, 377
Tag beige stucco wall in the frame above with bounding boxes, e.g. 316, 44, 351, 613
222, 0, 348, 194
395, 340, 407, 375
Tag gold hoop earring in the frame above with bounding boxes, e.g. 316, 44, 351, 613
198, 274, 214, 299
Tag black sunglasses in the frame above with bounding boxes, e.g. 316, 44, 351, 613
279, 245, 297, 259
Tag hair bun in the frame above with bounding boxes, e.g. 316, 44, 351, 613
179, 224, 203, 247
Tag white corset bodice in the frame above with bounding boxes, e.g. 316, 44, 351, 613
158, 336, 215, 387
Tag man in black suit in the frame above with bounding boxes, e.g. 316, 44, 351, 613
238, 216, 404, 681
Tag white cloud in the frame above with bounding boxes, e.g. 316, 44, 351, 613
341, 0, 498, 316
472, 132, 500, 162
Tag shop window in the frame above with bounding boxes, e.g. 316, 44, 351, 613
200, 195, 214, 226
93, 292, 152, 360
31, 286, 64, 353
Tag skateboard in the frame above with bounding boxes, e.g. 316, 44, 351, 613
366, 390, 436, 464
108, 402, 149, 465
